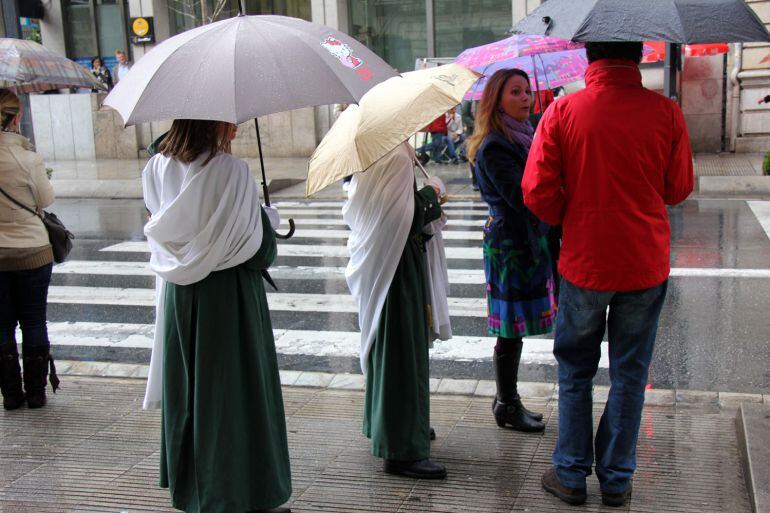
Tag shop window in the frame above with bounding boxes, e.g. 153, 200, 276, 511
434, 0, 511, 58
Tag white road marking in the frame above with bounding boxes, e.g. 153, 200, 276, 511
58, 260, 770, 280
99, 241, 483, 259
47, 286, 488, 316
748, 201, 770, 241
40, 321, 609, 367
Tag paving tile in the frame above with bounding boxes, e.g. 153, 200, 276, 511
644, 388, 676, 406
718, 392, 763, 409
66, 361, 110, 376
279, 370, 302, 386
429, 378, 441, 394
293, 371, 334, 388
474, 380, 496, 397
436, 378, 478, 395
328, 373, 366, 390
101, 363, 140, 378
518, 381, 554, 400
131, 365, 150, 379
675, 389, 719, 405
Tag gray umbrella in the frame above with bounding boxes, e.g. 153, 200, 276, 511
511, 0, 770, 44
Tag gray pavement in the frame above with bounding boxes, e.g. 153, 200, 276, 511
0, 376, 757, 512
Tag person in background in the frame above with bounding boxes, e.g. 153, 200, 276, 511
466, 69, 557, 435
344, 142, 448, 480
522, 41, 693, 508
445, 106, 464, 163
142, 118, 292, 513
91, 56, 113, 92
0, 89, 59, 411
416, 114, 449, 164
112, 50, 132, 85
461, 99, 479, 189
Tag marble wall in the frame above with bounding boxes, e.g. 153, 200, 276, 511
30, 94, 97, 160
231, 108, 319, 158
682, 55, 725, 153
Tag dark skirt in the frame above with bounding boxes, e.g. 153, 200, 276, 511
483, 216, 557, 338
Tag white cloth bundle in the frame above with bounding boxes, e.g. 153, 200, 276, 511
343, 143, 415, 373
424, 211, 452, 343
141, 152, 264, 409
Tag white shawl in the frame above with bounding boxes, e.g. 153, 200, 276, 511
343, 143, 415, 373
141, 152, 264, 409
424, 213, 452, 343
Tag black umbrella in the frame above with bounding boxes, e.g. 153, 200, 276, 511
512, 0, 770, 100
511, 0, 770, 44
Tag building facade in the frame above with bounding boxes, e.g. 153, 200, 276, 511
5, 0, 768, 157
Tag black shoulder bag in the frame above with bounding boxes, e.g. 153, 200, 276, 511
0, 185, 74, 263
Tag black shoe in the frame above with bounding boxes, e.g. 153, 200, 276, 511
493, 399, 545, 432
0, 342, 25, 411
602, 483, 632, 507
384, 458, 447, 480
542, 467, 587, 506
492, 397, 543, 422
22, 346, 60, 409
430, 427, 436, 440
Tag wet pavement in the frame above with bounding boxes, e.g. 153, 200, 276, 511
42, 196, 770, 394
0, 377, 755, 513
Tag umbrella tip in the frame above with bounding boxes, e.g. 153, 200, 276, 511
542, 16, 552, 34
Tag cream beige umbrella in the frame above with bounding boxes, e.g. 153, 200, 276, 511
306, 63, 481, 196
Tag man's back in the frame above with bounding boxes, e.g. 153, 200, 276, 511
523, 59, 694, 291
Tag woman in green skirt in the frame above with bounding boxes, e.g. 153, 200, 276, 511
141, 119, 291, 513
344, 142, 448, 480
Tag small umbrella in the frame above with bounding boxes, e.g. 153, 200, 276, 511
104, 13, 397, 238
0, 38, 106, 93
511, 0, 770, 44
306, 63, 480, 197
455, 35, 583, 70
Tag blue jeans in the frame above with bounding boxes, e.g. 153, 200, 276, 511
0, 264, 53, 348
552, 277, 668, 494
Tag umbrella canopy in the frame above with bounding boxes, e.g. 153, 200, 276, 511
462, 49, 588, 100
104, 14, 398, 126
0, 38, 106, 93
511, 0, 770, 44
642, 41, 729, 63
455, 35, 583, 71
306, 63, 480, 196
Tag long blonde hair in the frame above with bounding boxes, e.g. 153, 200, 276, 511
0, 89, 21, 132
465, 69, 530, 164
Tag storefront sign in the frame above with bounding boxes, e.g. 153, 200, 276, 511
130, 17, 154, 44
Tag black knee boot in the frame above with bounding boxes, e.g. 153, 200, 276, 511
492, 339, 545, 432
22, 345, 59, 409
0, 342, 25, 410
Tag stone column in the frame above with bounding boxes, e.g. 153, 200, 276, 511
39, 0, 67, 56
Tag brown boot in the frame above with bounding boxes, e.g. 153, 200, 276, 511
0, 342, 25, 410
22, 346, 60, 409
541, 467, 587, 506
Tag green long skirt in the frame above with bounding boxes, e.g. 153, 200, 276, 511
362, 185, 442, 461
159, 222, 291, 513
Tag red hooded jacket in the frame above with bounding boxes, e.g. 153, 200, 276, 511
522, 59, 694, 291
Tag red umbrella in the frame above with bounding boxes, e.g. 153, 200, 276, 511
642, 42, 729, 63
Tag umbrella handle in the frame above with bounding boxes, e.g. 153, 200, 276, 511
275, 218, 296, 239
413, 157, 431, 180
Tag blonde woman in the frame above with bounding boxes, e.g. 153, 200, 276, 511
0, 89, 58, 410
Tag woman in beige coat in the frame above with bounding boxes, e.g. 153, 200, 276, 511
0, 89, 58, 410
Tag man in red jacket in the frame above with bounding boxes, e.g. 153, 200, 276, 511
522, 42, 693, 508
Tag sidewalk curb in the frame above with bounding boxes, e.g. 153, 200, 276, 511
54, 360, 769, 409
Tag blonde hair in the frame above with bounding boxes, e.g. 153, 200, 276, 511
465, 69, 530, 164
0, 89, 21, 132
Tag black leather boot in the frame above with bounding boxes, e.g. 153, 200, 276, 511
493, 341, 545, 432
22, 345, 59, 409
0, 342, 25, 410
384, 458, 447, 479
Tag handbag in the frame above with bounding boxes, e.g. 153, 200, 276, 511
0, 185, 74, 263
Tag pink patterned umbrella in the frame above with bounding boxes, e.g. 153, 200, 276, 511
456, 35, 584, 71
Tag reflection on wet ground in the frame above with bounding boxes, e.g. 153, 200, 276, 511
49, 197, 770, 393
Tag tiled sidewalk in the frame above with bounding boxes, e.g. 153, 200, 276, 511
0, 377, 754, 513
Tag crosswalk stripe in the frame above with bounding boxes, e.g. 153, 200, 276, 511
282, 229, 482, 240
47, 286, 489, 316
273, 201, 487, 210
58, 259, 770, 280
39, 321, 609, 368
276, 208, 489, 218
99, 241, 483, 259
275, 217, 486, 227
